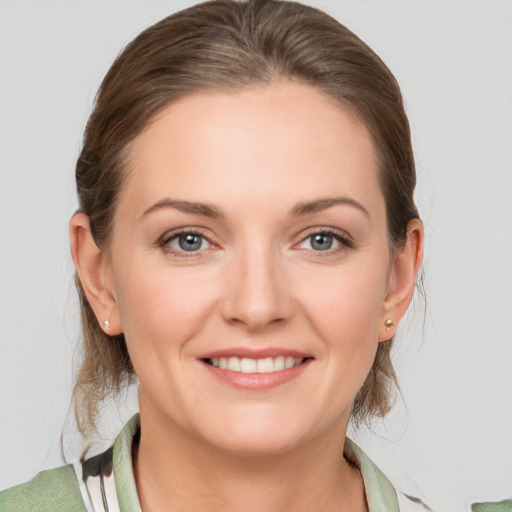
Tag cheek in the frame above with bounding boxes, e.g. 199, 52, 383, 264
112, 259, 220, 357
295, 259, 389, 342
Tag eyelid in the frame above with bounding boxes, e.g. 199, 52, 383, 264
294, 226, 354, 252
157, 226, 353, 256
298, 226, 353, 244
158, 227, 218, 256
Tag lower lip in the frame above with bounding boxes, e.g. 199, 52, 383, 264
200, 359, 312, 390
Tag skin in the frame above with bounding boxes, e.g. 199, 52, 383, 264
71, 81, 423, 511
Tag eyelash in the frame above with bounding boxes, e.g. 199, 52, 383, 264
296, 228, 354, 254
159, 229, 215, 257
158, 227, 354, 257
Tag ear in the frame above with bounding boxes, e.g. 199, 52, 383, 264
378, 219, 423, 342
69, 213, 122, 335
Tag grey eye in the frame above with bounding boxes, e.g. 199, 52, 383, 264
170, 233, 209, 252
309, 233, 334, 250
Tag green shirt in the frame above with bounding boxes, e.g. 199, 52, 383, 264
3, 413, 501, 511
472, 500, 512, 512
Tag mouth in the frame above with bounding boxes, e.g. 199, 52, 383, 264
199, 351, 313, 390
203, 356, 307, 374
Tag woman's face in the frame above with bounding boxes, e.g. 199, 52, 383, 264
107, 82, 397, 454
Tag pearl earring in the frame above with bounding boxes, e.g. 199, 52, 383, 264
103, 319, 110, 330
385, 319, 394, 331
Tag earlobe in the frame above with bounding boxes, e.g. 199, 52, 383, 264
69, 213, 122, 335
378, 219, 423, 342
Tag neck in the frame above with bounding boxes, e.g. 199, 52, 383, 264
133, 407, 367, 512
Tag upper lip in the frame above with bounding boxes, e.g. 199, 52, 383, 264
198, 348, 312, 360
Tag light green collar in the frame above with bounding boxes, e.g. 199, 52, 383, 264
113, 414, 142, 511
112, 414, 399, 512
345, 437, 399, 511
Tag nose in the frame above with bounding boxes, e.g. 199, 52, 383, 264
220, 243, 294, 332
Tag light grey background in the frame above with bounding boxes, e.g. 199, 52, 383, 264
0, 1, 511, 510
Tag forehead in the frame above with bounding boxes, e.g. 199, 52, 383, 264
120, 82, 382, 217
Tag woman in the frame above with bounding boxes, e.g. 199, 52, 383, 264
0, 1, 507, 511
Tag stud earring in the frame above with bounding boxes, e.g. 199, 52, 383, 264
103, 319, 110, 330
385, 319, 394, 331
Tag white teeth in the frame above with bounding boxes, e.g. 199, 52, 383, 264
256, 357, 274, 373
274, 356, 285, 371
210, 356, 304, 373
240, 358, 257, 373
285, 356, 295, 369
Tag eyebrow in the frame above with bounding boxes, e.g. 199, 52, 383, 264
140, 198, 223, 219
140, 196, 369, 220
291, 197, 370, 218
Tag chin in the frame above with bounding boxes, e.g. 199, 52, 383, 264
197, 412, 317, 457
210, 430, 305, 457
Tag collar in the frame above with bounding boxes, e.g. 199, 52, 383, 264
110, 414, 399, 511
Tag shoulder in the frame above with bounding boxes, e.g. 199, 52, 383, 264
0, 414, 141, 512
0, 465, 86, 512
472, 499, 512, 512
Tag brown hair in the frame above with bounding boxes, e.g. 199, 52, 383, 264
73, 0, 419, 434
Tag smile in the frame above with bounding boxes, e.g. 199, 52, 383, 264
206, 356, 304, 373
199, 349, 312, 390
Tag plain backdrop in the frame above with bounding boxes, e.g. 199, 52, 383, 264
0, 1, 511, 510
